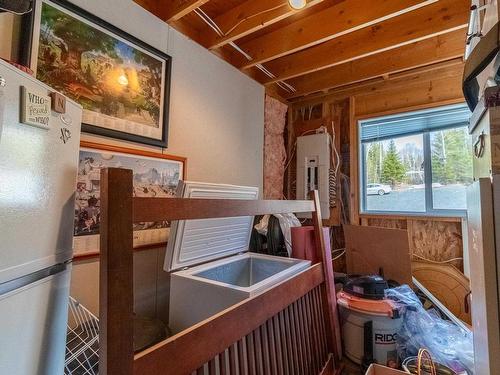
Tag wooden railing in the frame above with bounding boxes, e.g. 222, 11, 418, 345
99, 168, 341, 375
192, 284, 331, 375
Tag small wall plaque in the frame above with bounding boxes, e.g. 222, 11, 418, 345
20, 86, 51, 130
51, 91, 66, 114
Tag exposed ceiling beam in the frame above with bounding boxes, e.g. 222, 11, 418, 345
202, 0, 326, 50
284, 29, 466, 99
261, 0, 469, 83
162, 0, 211, 22
238, 0, 437, 69
287, 59, 465, 106
134, 0, 210, 22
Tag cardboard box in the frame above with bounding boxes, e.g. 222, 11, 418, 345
365, 364, 408, 375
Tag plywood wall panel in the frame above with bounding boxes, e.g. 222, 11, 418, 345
366, 218, 408, 229
408, 220, 463, 270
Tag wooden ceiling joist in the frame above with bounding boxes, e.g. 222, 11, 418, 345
238, 0, 436, 70
162, 0, 211, 22
288, 59, 465, 107
203, 0, 325, 50
284, 29, 466, 99
134, 0, 210, 23
261, 0, 469, 84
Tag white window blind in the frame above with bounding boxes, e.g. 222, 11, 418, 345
360, 104, 470, 143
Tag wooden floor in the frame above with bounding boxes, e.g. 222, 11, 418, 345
340, 357, 363, 375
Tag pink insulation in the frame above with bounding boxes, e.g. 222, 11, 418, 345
263, 95, 288, 199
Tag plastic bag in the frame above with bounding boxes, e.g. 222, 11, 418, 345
385, 285, 474, 374
254, 214, 301, 256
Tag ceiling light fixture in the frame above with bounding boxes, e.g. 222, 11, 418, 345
288, 0, 307, 10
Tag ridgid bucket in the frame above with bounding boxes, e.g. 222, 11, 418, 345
337, 276, 402, 368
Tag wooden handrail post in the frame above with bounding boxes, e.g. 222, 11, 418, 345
310, 190, 342, 362
99, 167, 134, 375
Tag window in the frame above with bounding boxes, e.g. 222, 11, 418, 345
359, 104, 472, 215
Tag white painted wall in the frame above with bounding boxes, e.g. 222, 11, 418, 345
69, 0, 264, 188
35, 0, 265, 318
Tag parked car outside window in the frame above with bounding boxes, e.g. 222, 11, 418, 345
366, 183, 392, 196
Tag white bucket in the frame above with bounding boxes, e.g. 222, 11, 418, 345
339, 304, 402, 367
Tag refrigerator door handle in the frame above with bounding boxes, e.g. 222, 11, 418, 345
0, 262, 68, 297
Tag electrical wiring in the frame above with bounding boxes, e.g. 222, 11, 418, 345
283, 128, 318, 173
332, 249, 346, 261
412, 254, 463, 264
328, 121, 341, 208
193, 6, 297, 94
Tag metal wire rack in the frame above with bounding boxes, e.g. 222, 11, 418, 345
64, 296, 99, 374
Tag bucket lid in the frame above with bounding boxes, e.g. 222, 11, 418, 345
344, 275, 389, 300
337, 291, 399, 317
163, 181, 259, 272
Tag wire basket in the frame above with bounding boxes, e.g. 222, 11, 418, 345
65, 296, 99, 374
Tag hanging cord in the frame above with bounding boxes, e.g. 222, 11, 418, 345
412, 254, 463, 264
328, 121, 341, 208
332, 248, 346, 261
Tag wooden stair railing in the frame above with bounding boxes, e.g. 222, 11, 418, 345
99, 167, 341, 375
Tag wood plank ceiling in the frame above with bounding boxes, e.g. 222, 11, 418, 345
134, 0, 470, 103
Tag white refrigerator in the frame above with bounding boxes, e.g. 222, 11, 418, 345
0, 59, 81, 374
466, 177, 500, 374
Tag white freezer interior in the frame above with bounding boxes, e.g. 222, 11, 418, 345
169, 253, 310, 333
195, 255, 296, 287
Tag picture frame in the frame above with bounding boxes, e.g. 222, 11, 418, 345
24, 0, 172, 147
74, 141, 186, 258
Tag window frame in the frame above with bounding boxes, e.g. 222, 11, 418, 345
359, 112, 470, 218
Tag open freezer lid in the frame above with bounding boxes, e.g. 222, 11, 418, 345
164, 181, 259, 272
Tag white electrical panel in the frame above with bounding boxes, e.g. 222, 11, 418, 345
296, 132, 330, 219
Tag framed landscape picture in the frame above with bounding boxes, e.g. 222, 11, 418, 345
26, 0, 171, 147
74, 141, 185, 257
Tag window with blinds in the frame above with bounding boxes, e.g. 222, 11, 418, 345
358, 104, 472, 215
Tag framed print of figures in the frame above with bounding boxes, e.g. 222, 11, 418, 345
27, 0, 171, 147
74, 141, 185, 257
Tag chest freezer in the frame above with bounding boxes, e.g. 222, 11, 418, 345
164, 182, 311, 333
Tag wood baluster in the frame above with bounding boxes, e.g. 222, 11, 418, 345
246, 331, 257, 375
229, 343, 238, 374
306, 290, 321, 373
220, 350, 228, 375
208, 358, 217, 375
260, 324, 271, 374
315, 287, 329, 362
254, 328, 264, 374
279, 311, 291, 375
267, 317, 279, 375
237, 338, 247, 375
299, 297, 313, 374
272, 314, 286, 375
292, 301, 306, 374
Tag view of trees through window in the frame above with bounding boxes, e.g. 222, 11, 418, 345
431, 127, 473, 209
363, 126, 472, 213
